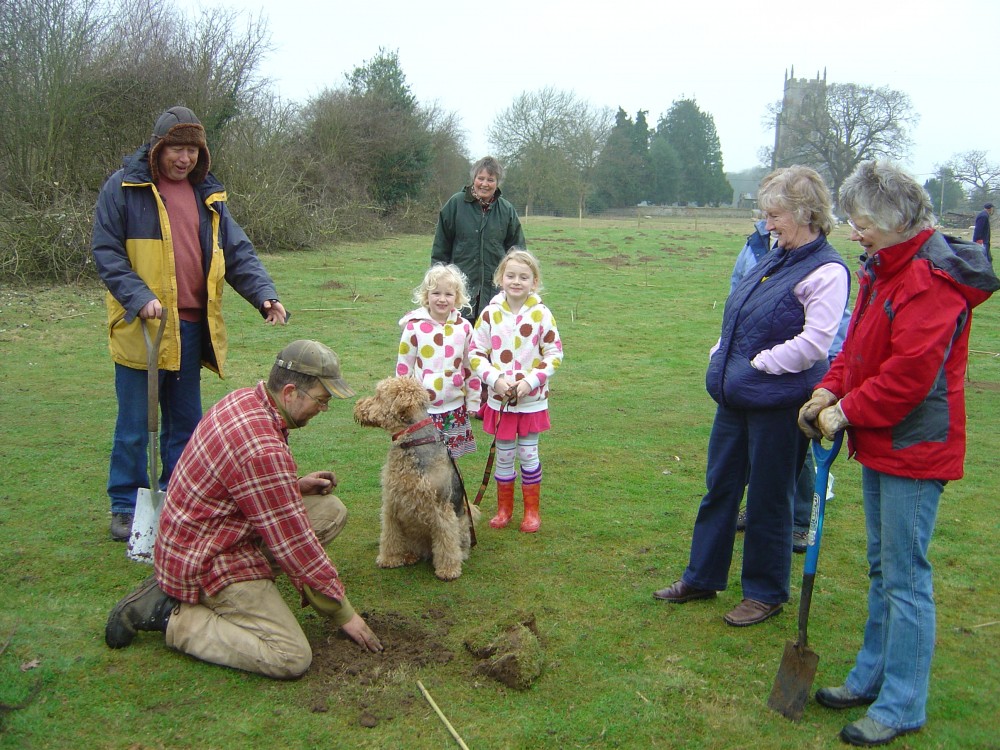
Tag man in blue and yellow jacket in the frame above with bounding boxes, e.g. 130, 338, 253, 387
92, 106, 288, 542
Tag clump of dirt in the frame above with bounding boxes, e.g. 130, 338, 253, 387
307, 609, 454, 728
464, 612, 543, 690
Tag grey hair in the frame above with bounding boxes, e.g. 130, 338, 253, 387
839, 160, 936, 235
266, 365, 320, 393
470, 156, 504, 184
757, 165, 836, 236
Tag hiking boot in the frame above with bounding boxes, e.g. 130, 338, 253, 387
736, 506, 747, 531
793, 529, 808, 554
815, 685, 876, 710
105, 576, 177, 649
110, 512, 133, 542
840, 716, 917, 746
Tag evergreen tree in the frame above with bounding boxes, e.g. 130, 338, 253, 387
648, 134, 681, 205
591, 108, 650, 209
658, 99, 732, 206
923, 167, 965, 216
343, 48, 432, 207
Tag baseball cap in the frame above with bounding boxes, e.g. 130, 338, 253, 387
275, 340, 355, 398
985, 202, 994, 209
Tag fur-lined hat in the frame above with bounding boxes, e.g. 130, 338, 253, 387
148, 106, 210, 184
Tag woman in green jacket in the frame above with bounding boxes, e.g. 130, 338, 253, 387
431, 157, 525, 322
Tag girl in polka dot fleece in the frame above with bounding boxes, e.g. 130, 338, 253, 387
396, 264, 481, 458
469, 248, 563, 533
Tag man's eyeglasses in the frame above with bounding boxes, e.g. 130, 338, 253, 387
297, 387, 330, 410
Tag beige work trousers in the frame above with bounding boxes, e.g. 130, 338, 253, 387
164, 493, 347, 679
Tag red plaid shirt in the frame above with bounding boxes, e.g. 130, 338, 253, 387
154, 382, 346, 604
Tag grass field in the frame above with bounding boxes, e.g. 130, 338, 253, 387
1, 215, 998, 749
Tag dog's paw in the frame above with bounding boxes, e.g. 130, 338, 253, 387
377, 553, 421, 568
434, 566, 462, 581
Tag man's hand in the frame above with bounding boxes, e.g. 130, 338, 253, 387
798, 388, 838, 439
262, 299, 288, 325
341, 613, 383, 653
299, 471, 336, 496
139, 299, 163, 319
817, 402, 849, 440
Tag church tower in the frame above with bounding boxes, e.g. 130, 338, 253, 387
772, 66, 827, 169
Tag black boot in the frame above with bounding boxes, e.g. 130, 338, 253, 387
105, 575, 177, 649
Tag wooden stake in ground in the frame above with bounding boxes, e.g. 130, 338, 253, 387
417, 680, 470, 750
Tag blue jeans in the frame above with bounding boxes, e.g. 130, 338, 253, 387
793, 450, 815, 532
107, 320, 204, 514
844, 467, 942, 730
683, 404, 806, 603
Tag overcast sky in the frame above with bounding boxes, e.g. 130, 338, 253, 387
178, 0, 997, 181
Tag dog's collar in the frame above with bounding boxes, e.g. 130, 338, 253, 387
392, 416, 437, 444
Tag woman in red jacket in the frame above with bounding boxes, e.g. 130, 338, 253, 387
799, 161, 999, 747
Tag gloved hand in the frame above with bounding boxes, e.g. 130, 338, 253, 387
798, 388, 838, 439
817, 402, 849, 440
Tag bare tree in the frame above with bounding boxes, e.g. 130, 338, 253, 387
562, 102, 613, 219
769, 82, 918, 206
420, 102, 470, 208
947, 150, 1000, 206
489, 87, 611, 216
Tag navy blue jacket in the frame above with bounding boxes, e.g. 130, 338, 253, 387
707, 236, 847, 409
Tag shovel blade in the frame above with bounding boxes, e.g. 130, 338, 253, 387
767, 640, 819, 721
126, 488, 164, 564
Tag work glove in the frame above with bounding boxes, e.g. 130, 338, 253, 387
817, 402, 849, 440
798, 388, 838, 439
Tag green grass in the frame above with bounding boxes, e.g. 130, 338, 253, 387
1, 216, 998, 749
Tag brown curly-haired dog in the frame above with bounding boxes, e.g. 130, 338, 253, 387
354, 377, 479, 581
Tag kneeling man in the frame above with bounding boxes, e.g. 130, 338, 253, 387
105, 340, 382, 678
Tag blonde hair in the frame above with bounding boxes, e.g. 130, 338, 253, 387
757, 165, 836, 236
493, 247, 543, 294
412, 263, 471, 314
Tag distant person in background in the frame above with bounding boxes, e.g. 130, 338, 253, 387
431, 156, 526, 323
729, 217, 771, 295
731, 217, 852, 552
653, 166, 850, 628
92, 106, 288, 543
973, 202, 993, 264
800, 160, 998, 747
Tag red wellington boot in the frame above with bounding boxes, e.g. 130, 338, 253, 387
490, 479, 515, 529
520, 482, 541, 533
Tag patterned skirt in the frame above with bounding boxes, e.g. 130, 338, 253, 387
431, 406, 477, 458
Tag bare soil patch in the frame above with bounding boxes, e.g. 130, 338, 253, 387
306, 609, 456, 727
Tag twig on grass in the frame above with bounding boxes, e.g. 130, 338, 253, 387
971, 620, 999, 629
52, 312, 89, 321
295, 308, 358, 312
0, 629, 44, 721
417, 680, 470, 750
